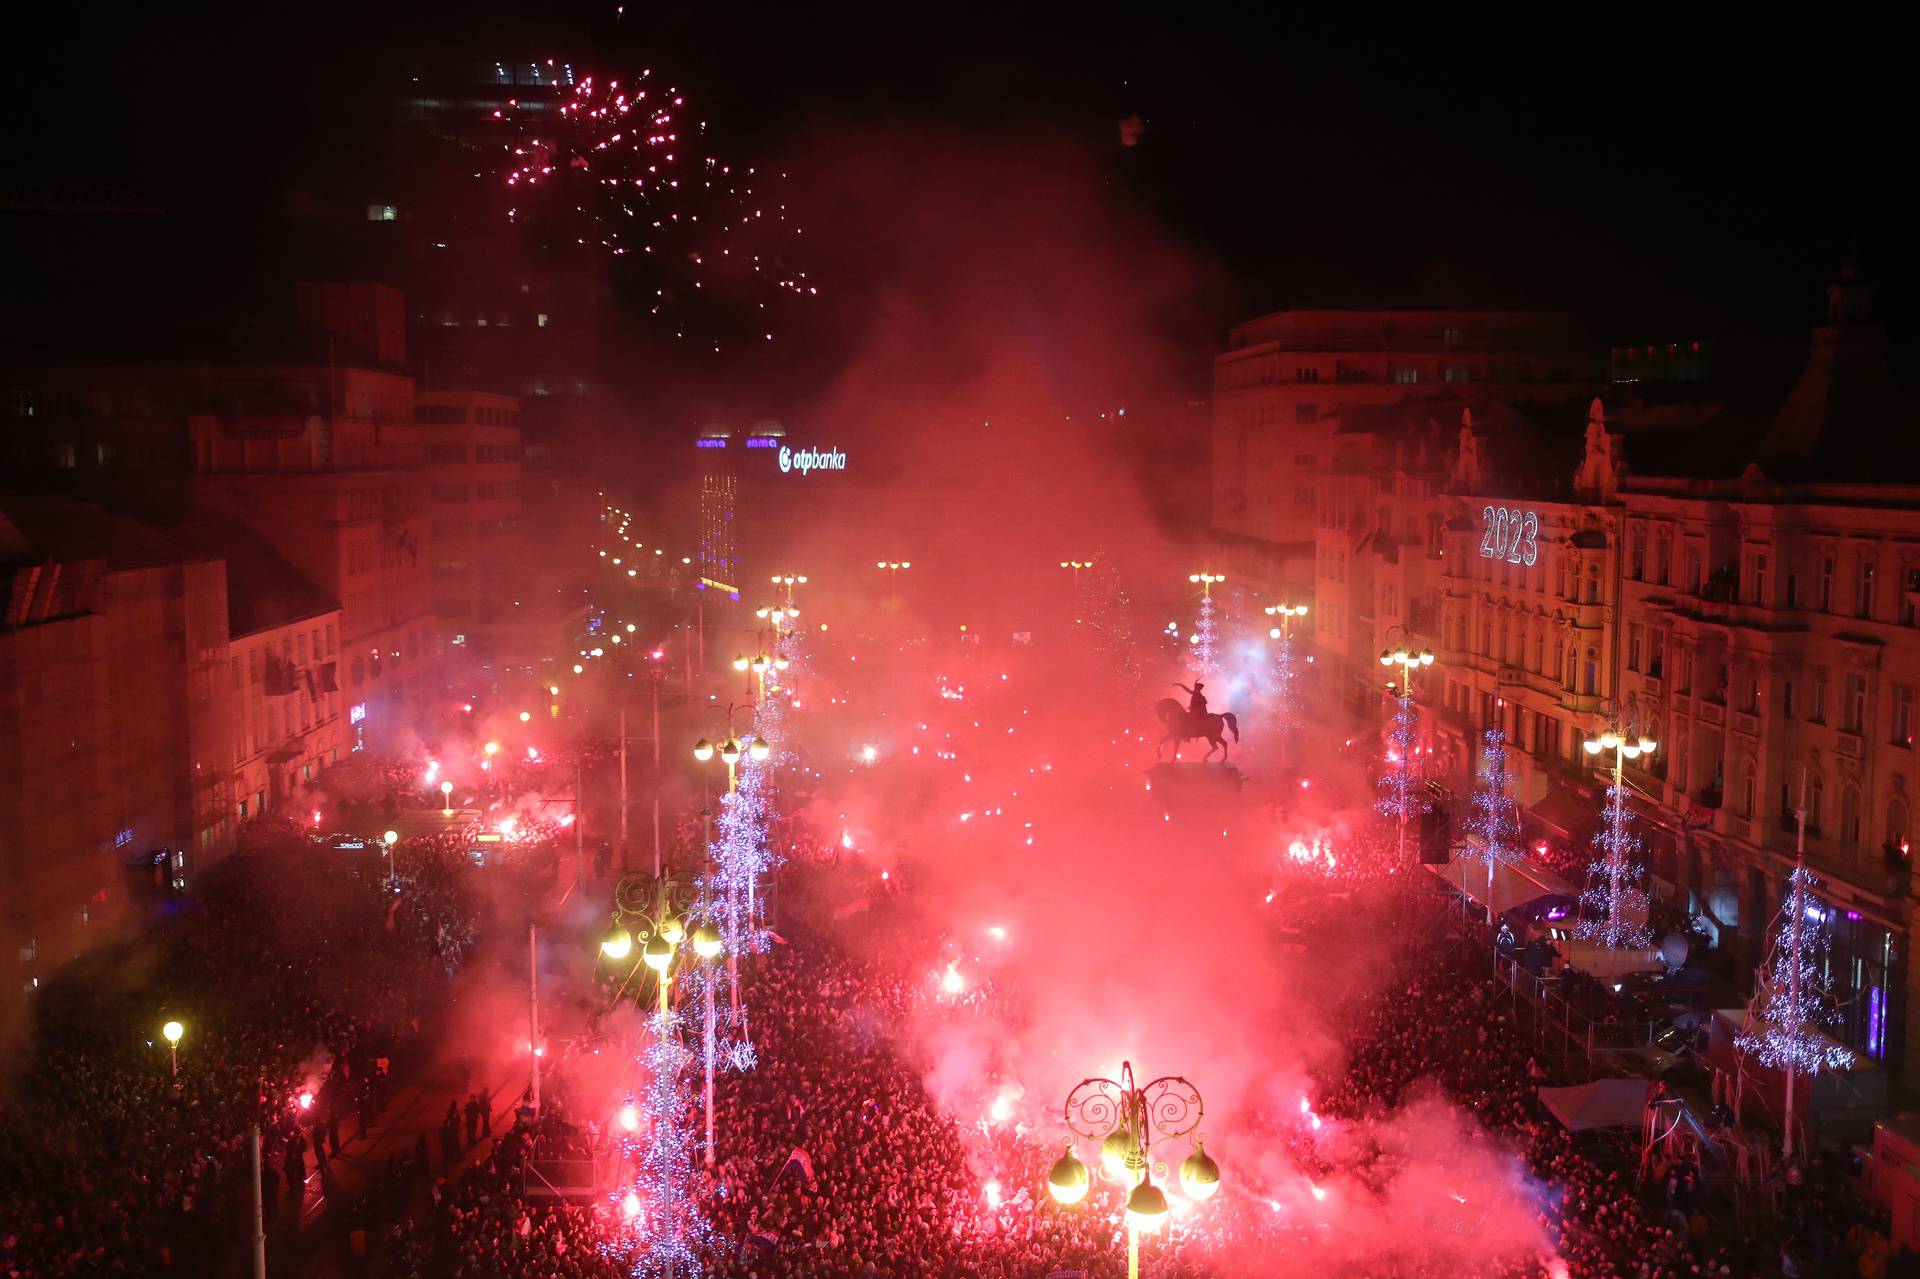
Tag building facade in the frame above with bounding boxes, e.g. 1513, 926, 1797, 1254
416, 389, 524, 661
1333, 284, 1920, 1086
1214, 309, 1591, 599
1, 498, 235, 999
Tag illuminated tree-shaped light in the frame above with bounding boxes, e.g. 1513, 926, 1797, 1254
1462, 729, 1521, 892
1373, 692, 1427, 823
1081, 555, 1143, 689
631, 1010, 712, 1277
1573, 784, 1652, 949
1737, 865, 1854, 1077
1191, 591, 1219, 677
1268, 625, 1301, 733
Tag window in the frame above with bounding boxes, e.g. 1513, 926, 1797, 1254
1585, 564, 1600, 604
1295, 488, 1314, 505
1686, 551, 1703, 595
1784, 680, 1796, 719
536, 312, 551, 327
1842, 785, 1863, 849
1845, 673, 1868, 733
1742, 760, 1757, 817
1819, 555, 1835, 611
1295, 366, 1320, 382
1655, 532, 1670, 585
1907, 569, 1920, 625
1786, 573, 1799, 608
1812, 668, 1828, 723
1859, 559, 1877, 619
1630, 529, 1645, 581
1890, 799, 1909, 854
366, 204, 397, 221
1442, 328, 1463, 348
1294, 403, 1318, 423
1583, 649, 1599, 695
1443, 366, 1472, 383
1649, 629, 1665, 679
1391, 368, 1419, 385
1626, 625, 1642, 671
1678, 649, 1693, 694
1895, 685, 1915, 747
1748, 552, 1769, 605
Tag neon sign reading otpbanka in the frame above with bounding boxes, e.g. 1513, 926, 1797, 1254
778, 445, 846, 475
1480, 506, 1540, 566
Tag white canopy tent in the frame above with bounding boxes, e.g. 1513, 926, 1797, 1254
1424, 856, 1576, 916
1538, 1079, 1653, 1132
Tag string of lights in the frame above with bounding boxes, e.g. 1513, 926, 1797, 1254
1573, 784, 1652, 949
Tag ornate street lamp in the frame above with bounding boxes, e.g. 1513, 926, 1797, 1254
1049, 1062, 1216, 1279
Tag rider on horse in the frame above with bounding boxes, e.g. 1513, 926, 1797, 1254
1174, 681, 1209, 726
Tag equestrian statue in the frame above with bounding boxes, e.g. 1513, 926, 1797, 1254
1155, 679, 1240, 762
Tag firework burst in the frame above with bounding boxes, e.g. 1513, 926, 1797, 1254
492, 63, 816, 347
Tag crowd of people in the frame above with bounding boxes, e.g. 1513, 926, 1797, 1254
0, 827, 481, 1277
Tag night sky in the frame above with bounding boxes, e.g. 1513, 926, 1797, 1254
12, 7, 1916, 389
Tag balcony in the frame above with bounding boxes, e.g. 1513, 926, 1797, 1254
1695, 788, 1723, 811
1732, 710, 1760, 737
1698, 700, 1724, 726
1837, 730, 1864, 759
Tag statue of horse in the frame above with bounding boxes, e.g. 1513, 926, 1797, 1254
1154, 698, 1240, 762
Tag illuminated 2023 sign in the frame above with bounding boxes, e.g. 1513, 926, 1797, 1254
1480, 506, 1540, 566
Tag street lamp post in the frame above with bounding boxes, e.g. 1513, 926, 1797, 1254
1048, 1062, 1218, 1279
1059, 559, 1094, 624
1582, 721, 1658, 946
1187, 573, 1226, 675
876, 560, 911, 593
1379, 631, 1436, 864
1264, 601, 1309, 763
161, 1018, 183, 1077
601, 875, 726, 1165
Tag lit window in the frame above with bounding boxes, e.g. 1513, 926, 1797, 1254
537, 313, 550, 327
367, 205, 397, 222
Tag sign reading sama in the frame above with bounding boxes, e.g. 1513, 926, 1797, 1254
777, 445, 847, 475
1479, 506, 1540, 566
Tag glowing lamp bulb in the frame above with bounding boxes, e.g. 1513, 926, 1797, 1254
298, 1091, 314, 1110
642, 934, 674, 973
484, 741, 500, 756
619, 1103, 641, 1132
692, 923, 723, 958
732, 653, 750, 672
1100, 1128, 1133, 1177
748, 739, 772, 762
1047, 1150, 1091, 1206
659, 917, 686, 945
1583, 739, 1604, 755
518, 710, 531, 722
573, 664, 584, 675
161, 1020, 184, 1044
720, 739, 743, 765
622, 1191, 641, 1220
600, 926, 634, 961
861, 745, 878, 764
383, 830, 398, 846
693, 739, 715, 762
441, 780, 454, 796
1180, 1145, 1222, 1202
1125, 1181, 1170, 1233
